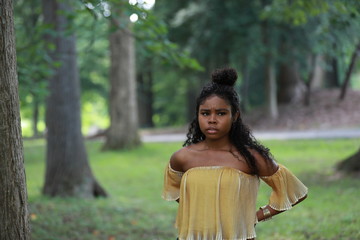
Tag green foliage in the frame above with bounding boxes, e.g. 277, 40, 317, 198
155, 0, 360, 112
261, 0, 360, 86
260, 0, 330, 25
74, 3, 111, 134
24, 138, 360, 239
14, 0, 50, 117
151, 70, 189, 126
76, 4, 110, 96
14, 0, 360, 133
133, 9, 203, 71
259, 0, 360, 56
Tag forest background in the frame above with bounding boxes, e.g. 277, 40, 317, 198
16, 0, 360, 138
1, 0, 360, 239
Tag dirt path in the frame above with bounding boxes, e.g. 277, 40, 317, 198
142, 89, 360, 142
243, 89, 360, 131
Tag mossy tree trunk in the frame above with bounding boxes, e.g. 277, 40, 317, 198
0, 0, 30, 238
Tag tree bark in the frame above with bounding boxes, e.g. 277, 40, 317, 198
326, 57, 340, 88
304, 54, 316, 106
32, 97, 40, 137
103, 12, 140, 150
137, 60, 154, 128
337, 147, 360, 173
310, 55, 325, 89
0, 0, 30, 238
42, 0, 107, 198
240, 57, 250, 113
277, 61, 305, 104
265, 57, 278, 119
339, 42, 360, 100
261, 20, 278, 119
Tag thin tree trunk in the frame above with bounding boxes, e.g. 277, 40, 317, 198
42, 0, 107, 198
186, 71, 206, 122
138, 73, 147, 127
0, 0, 30, 238
331, 57, 340, 87
145, 69, 154, 127
103, 13, 140, 150
304, 54, 316, 106
261, 19, 278, 119
240, 57, 250, 113
327, 56, 340, 88
186, 86, 198, 121
339, 42, 360, 100
265, 59, 278, 119
137, 60, 154, 128
326, 43, 340, 88
32, 96, 39, 137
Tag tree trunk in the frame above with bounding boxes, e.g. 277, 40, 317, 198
304, 54, 316, 106
240, 57, 250, 113
310, 55, 325, 89
186, 85, 198, 121
277, 61, 305, 104
186, 71, 206, 122
42, 0, 107, 198
137, 60, 154, 128
339, 42, 360, 100
337, 147, 360, 173
0, 0, 30, 238
266, 60, 278, 119
103, 13, 140, 150
32, 96, 40, 137
326, 56, 340, 88
261, 19, 278, 119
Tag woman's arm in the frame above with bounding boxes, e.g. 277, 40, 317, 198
250, 148, 308, 222
256, 195, 307, 222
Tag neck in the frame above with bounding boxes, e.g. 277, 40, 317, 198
203, 137, 231, 151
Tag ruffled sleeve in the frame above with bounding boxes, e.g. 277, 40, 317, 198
260, 164, 308, 211
162, 163, 184, 201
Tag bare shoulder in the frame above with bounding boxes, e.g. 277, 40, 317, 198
248, 148, 278, 176
169, 147, 191, 172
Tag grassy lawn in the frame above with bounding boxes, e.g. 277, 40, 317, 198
24, 138, 360, 240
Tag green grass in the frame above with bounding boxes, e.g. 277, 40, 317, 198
24, 138, 360, 240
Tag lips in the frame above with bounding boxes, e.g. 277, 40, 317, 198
206, 128, 218, 134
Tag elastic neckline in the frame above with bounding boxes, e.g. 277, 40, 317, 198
186, 165, 257, 178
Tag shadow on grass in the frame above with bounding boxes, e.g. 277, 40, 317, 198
29, 197, 176, 240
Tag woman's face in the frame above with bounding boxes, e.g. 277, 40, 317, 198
198, 95, 235, 141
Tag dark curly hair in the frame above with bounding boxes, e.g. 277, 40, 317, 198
183, 67, 273, 175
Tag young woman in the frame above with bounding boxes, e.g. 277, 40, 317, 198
162, 67, 308, 240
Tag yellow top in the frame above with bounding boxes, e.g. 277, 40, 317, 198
162, 164, 308, 240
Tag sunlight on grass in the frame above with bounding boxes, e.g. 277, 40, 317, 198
24, 138, 360, 239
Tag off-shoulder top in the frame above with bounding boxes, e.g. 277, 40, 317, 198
162, 163, 308, 240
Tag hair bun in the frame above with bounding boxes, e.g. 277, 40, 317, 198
211, 67, 238, 87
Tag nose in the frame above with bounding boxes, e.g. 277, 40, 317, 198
208, 114, 217, 124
